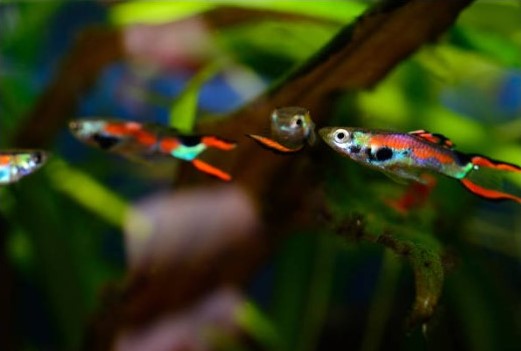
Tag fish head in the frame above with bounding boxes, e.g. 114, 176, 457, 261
0, 150, 49, 184
319, 127, 371, 162
16, 150, 49, 175
270, 107, 316, 148
69, 119, 107, 139
69, 119, 123, 150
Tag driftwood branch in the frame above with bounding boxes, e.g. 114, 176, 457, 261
11, 0, 475, 349
87, 1, 473, 348
12, 6, 340, 148
334, 214, 445, 327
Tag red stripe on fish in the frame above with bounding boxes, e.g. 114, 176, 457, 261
411, 146, 455, 165
159, 137, 180, 153
103, 122, 156, 146
370, 134, 455, 164
134, 130, 156, 147
104, 122, 138, 135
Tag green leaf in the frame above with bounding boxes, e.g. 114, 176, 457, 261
236, 300, 282, 351
110, 0, 366, 26
45, 158, 130, 228
360, 251, 401, 351
450, 26, 521, 68
169, 63, 220, 133
219, 20, 339, 71
1, 2, 63, 64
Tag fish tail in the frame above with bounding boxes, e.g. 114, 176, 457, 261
201, 136, 236, 151
459, 154, 521, 203
192, 159, 232, 181
460, 178, 521, 204
470, 154, 521, 173
246, 134, 302, 154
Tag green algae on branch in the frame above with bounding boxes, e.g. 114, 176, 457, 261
329, 210, 445, 328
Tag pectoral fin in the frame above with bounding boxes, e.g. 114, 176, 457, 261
246, 134, 303, 154
380, 167, 429, 185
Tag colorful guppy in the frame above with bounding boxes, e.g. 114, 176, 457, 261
0, 150, 48, 185
247, 107, 316, 153
69, 119, 236, 181
319, 127, 521, 204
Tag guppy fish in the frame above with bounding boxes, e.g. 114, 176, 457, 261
320, 127, 521, 204
247, 107, 316, 153
69, 119, 236, 181
0, 150, 48, 185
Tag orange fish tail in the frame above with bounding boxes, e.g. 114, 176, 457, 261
460, 178, 521, 204
470, 155, 521, 173
457, 155, 521, 203
192, 159, 232, 181
246, 134, 302, 154
201, 136, 236, 151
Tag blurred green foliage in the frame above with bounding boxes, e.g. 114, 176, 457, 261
1, 0, 521, 350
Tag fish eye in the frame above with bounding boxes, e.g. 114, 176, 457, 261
33, 153, 42, 164
334, 129, 349, 143
291, 115, 304, 128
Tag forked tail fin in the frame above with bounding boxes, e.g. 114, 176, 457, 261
459, 155, 521, 204
470, 155, 521, 173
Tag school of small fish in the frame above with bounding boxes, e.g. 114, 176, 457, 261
3, 106, 521, 206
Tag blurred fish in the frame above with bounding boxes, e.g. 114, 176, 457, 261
247, 107, 316, 153
70, 119, 236, 181
320, 127, 521, 204
0, 150, 49, 185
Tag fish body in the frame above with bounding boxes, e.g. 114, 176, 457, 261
0, 150, 48, 185
247, 107, 316, 153
319, 127, 521, 203
69, 119, 236, 181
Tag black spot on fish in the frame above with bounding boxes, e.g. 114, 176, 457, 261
33, 152, 43, 164
349, 145, 361, 154
454, 151, 471, 166
93, 134, 120, 150
375, 147, 393, 161
178, 135, 202, 147
365, 147, 375, 161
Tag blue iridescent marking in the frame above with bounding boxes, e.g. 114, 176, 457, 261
0, 167, 9, 183
171, 144, 207, 161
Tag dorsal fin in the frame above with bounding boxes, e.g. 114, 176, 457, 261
409, 130, 455, 149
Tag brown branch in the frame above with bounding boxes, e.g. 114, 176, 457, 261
12, 6, 339, 148
13, 27, 124, 148
196, 0, 474, 197
84, 1, 474, 348
11, 1, 474, 348
330, 211, 445, 328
